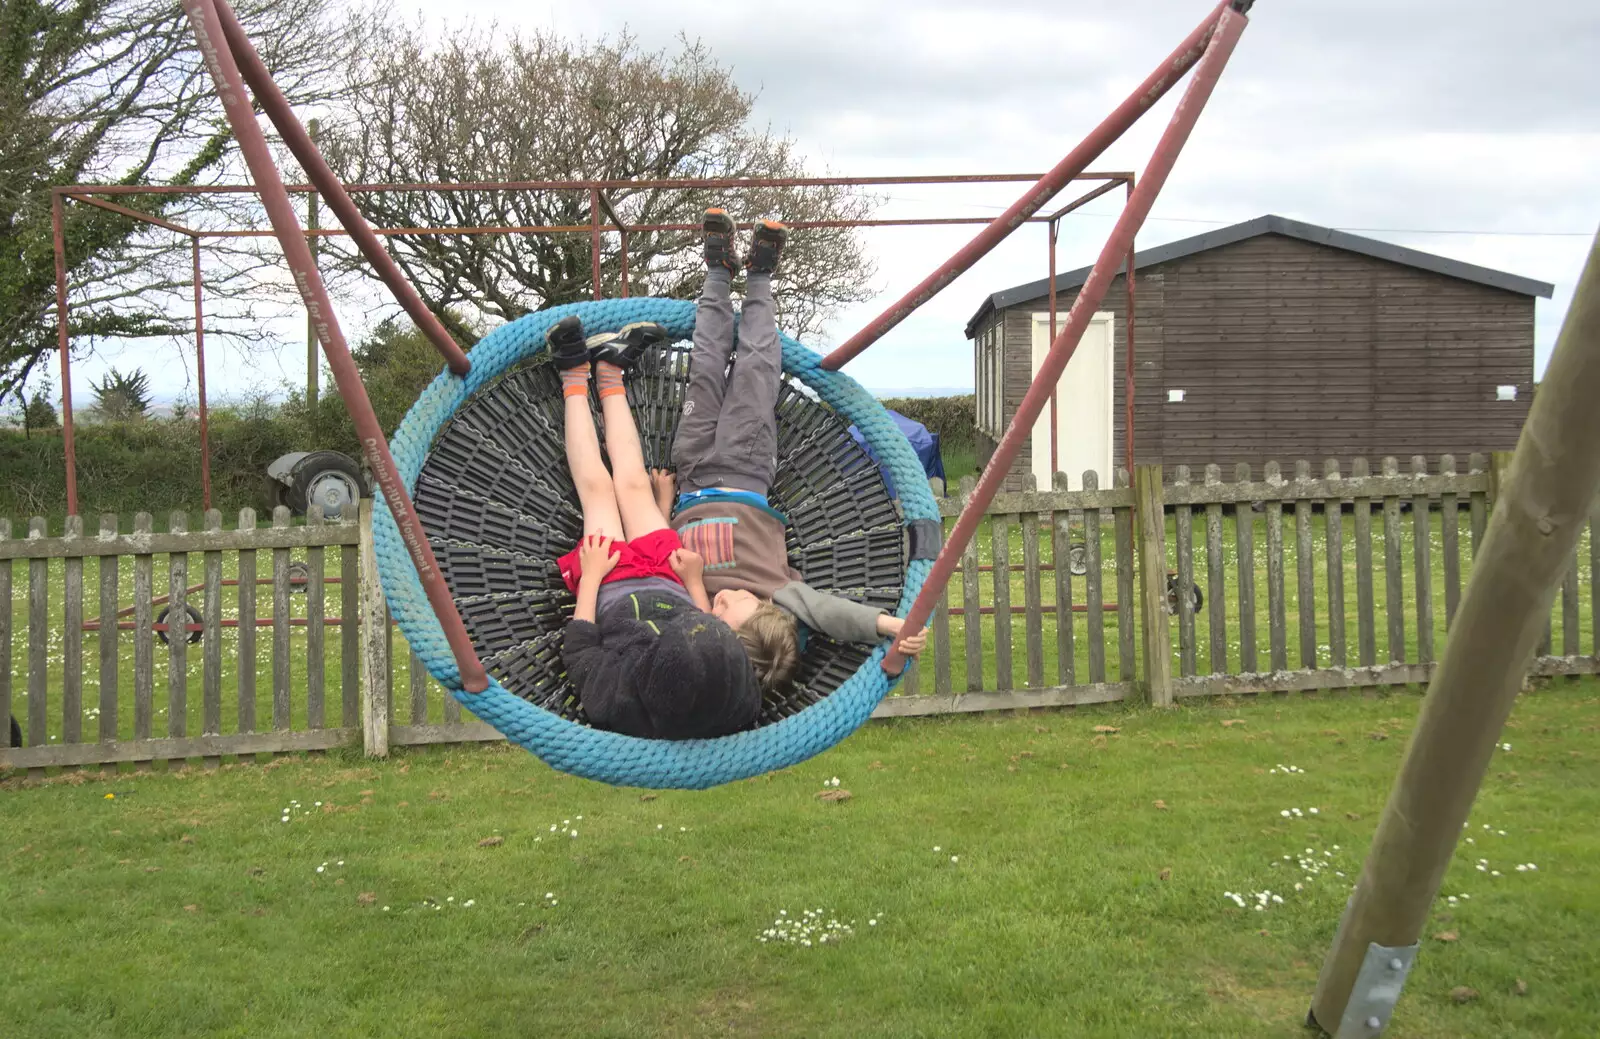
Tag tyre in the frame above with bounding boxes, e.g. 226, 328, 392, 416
287, 451, 365, 520
8, 714, 20, 748
156, 604, 204, 645
286, 559, 311, 593
1066, 542, 1089, 576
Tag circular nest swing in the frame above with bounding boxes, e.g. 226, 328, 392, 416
373, 297, 939, 790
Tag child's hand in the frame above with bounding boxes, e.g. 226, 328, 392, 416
669, 547, 704, 583
896, 627, 929, 658
876, 614, 929, 658
578, 534, 620, 581
870, 614, 934, 656
650, 468, 677, 502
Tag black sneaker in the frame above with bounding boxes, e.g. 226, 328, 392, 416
586, 321, 670, 370
746, 219, 787, 276
703, 208, 741, 275
545, 315, 589, 369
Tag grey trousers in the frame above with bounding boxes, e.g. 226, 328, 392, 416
671, 270, 781, 495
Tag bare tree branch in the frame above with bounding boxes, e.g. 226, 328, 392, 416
318, 25, 881, 342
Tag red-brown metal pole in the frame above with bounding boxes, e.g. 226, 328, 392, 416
178, 0, 488, 692
193, 237, 212, 511
1125, 175, 1137, 475
1048, 218, 1059, 476
589, 188, 603, 300
820, 0, 1231, 371
884, 2, 1252, 673
62, 192, 198, 235
51, 191, 79, 517
208, 0, 470, 376
71, 171, 1124, 197
619, 229, 630, 298
205, 213, 1088, 239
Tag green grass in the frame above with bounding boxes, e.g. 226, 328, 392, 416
4, 685, 1598, 1038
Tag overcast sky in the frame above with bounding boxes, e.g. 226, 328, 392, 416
78, 0, 1600, 404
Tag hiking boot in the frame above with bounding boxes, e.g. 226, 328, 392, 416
703, 208, 741, 275
745, 219, 787, 276
586, 321, 670, 370
545, 315, 589, 369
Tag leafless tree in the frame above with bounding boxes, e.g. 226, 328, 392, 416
318, 25, 881, 342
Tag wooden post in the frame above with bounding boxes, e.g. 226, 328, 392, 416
1134, 464, 1172, 705
1308, 227, 1600, 1034
357, 499, 390, 757
1084, 470, 1108, 684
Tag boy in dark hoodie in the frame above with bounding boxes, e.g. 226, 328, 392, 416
653, 210, 927, 695
547, 315, 761, 740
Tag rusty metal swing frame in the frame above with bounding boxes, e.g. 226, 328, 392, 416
156, 0, 1255, 690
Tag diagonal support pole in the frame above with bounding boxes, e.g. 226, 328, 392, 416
209, 0, 470, 376
178, 0, 489, 692
883, 2, 1253, 674
1307, 225, 1600, 1035
819, 0, 1234, 371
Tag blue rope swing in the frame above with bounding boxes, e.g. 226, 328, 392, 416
374, 297, 939, 790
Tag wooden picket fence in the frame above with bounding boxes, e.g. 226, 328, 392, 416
882, 451, 1598, 715
3, 452, 1596, 772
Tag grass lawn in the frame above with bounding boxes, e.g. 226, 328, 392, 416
5, 683, 1598, 1038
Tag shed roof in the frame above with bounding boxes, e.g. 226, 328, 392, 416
963, 213, 1556, 338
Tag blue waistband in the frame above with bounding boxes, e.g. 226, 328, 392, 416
674, 488, 789, 525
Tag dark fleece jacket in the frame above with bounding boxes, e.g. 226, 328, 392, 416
562, 588, 761, 740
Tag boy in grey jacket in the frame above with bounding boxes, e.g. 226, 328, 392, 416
653, 209, 927, 694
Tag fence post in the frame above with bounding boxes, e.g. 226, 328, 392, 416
1134, 464, 1173, 706
358, 498, 390, 757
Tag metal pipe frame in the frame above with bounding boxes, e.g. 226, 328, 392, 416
50, 0, 1249, 703
48, 171, 1125, 519
64, 171, 1130, 196
51, 193, 80, 517
1042, 178, 1132, 475
883, 1, 1254, 674
818, 0, 1235, 371
209, 0, 469, 376
176, 0, 488, 691
193, 237, 211, 511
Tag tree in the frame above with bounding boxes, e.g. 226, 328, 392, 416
319, 26, 880, 342
90, 366, 153, 420
280, 311, 483, 455
22, 376, 59, 435
0, 0, 386, 408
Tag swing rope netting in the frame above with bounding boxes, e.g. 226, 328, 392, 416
177, 0, 1253, 792
373, 297, 939, 790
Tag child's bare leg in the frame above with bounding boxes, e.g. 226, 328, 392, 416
586, 320, 675, 540
598, 378, 669, 539
566, 394, 623, 539
549, 315, 623, 540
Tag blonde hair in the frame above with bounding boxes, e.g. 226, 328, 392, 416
736, 603, 800, 695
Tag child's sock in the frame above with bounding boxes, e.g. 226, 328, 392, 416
561, 362, 591, 398
595, 360, 626, 400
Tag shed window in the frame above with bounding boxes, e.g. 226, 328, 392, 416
1496, 385, 1517, 401
1167, 389, 1185, 403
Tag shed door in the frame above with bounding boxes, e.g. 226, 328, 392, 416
1029, 311, 1114, 491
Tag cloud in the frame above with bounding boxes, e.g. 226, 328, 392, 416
57, 0, 1587, 409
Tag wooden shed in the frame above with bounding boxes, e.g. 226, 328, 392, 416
963, 214, 1555, 490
